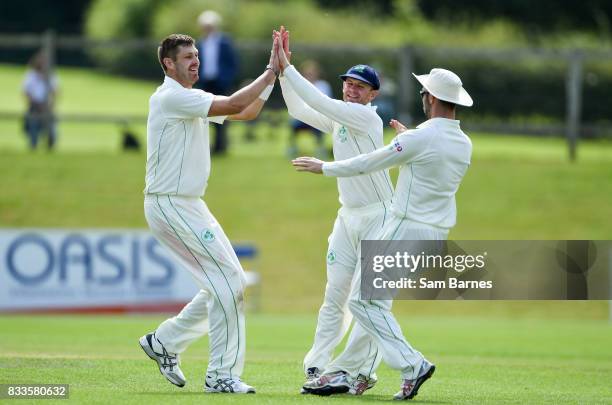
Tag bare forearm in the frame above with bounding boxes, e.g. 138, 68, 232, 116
233, 69, 275, 106
209, 70, 276, 116
229, 98, 265, 121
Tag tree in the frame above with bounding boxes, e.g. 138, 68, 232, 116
0, 0, 93, 34
416, 0, 612, 35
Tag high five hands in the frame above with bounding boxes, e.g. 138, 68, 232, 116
272, 26, 292, 74
274, 26, 324, 174
283, 24, 408, 174
268, 32, 281, 75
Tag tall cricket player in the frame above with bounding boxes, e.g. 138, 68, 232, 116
292, 66, 474, 400
138, 33, 279, 394
274, 27, 392, 395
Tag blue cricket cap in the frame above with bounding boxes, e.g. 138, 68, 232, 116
339, 64, 380, 90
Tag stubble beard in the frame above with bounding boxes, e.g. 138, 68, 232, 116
177, 65, 198, 88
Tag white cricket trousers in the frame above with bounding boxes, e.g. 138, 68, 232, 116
303, 201, 389, 377
327, 214, 448, 380
144, 194, 247, 380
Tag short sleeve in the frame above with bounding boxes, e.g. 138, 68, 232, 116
209, 115, 227, 124
162, 88, 215, 119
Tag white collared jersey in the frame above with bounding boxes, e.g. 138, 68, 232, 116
323, 118, 472, 229
280, 65, 393, 209
144, 76, 225, 198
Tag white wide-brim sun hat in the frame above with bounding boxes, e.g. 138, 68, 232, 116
198, 10, 222, 27
413, 68, 473, 107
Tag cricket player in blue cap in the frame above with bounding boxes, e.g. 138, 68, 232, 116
274, 27, 391, 396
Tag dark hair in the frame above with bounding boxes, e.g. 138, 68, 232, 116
157, 34, 195, 72
28, 49, 47, 71
438, 99, 456, 110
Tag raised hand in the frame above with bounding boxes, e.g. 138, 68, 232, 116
390, 119, 409, 134
291, 157, 324, 174
280, 25, 290, 58
268, 32, 281, 75
275, 36, 291, 73
273, 26, 291, 73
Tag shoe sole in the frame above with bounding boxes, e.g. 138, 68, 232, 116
205, 386, 256, 394
306, 384, 350, 396
139, 336, 185, 388
205, 390, 256, 394
405, 365, 436, 400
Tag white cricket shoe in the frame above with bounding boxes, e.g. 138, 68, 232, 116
205, 376, 256, 394
300, 367, 321, 394
393, 360, 436, 400
139, 332, 186, 387
348, 373, 378, 395
302, 371, 350, 396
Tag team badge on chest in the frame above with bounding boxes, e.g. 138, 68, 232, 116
327, 250, 337, 264
337, 126, 348, 143
201, 229, 215, 243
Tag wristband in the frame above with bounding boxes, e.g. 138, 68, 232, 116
258, 84, 274, 101
265, 64, 279, 76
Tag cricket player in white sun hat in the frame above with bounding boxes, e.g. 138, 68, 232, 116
139, 33, 280, 394
292, 66, 473, 400
273, 27, 392, 395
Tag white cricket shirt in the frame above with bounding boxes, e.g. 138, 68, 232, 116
201, 32, 220, 80
23, 70, 58, 103
144, 76, 225, 197
280, 65, 393, 209
323, 118, 472, 229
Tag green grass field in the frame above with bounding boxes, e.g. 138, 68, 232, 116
1, 133, 611, 312
1, 314, 611, 404
1, 64, 611, 404
1, 63, 612, 311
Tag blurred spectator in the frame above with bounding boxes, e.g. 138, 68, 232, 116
121, 122, 141, 152
23, 50, 58, 150
195, 10, 239, 155
372, 69, 397, 125
287, 60, 332, 158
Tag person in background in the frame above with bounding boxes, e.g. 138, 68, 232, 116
23, 49, 59, 150
287, 60, 332, 158
195, 10, 239, 155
